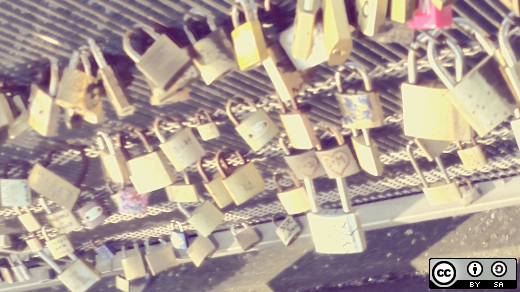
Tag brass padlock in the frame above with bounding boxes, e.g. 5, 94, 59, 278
414, 137, 452, 162
226, 98, 280, 151
231, 0, 268, 70
177, 199, 224, 237
56, 50, 94, 113
121, 243, 147, 281
279, 137, 326, 180
431, 0, 458, 10
197, 156, 234, 209
215, 150, 266, 205
42, 227, 75, 260
457, 137, 487, 170
0, 162, 31, 207
273, 215, 302, 246
144, 239, 178, 276
322, 0, 352, 65
315, 126, 360, 179
80, 50, 106, 125
428, 18, 517, 137
512, 109, 520, 149
186, 235, 217, 267
460, 180, 481, 207
0, 264, 15, 284
195, 109, 220, 141
351, 128, 384, 176
40, 198, 81, 234
15, 207, 41, 233
498, 13, 520, 105
98, 132, 129, 185
274, 170, 311, 215
115, 275, 130, 292
28, 56, 60, 137
278, 95, 319, 150
183, 8, 237, 85
231, 223, 261, 251
165, 170, 199, 203
291, 0, 321, 60
153, 119, 206, 172
127, 129, 176, 194
57, 259, 101, 292
8, 95, 30, 139
335, 62, 384, 129
390, 0, 415, 23
355, 0, 389, 36
0, 93, 14, 129
279, 21, 328, 71
406, 144, 462, 205
25, 234, 43, 253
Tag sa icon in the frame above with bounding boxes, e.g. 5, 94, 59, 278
432, 261, 457, 286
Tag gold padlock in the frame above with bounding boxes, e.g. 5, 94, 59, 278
351, 128, 384, 176
414, 137, 452, 162
231, 223, 261, 251
144, 239, 178, 276
431, 0, 458, 10
115, 275, 130, 292
8, 95, 30, 139
355, 0, 389, 36
292, 0, 321, 60
98, 132, 129, 185
226, 98, 280, 151
56, 50, 95, 113
42, 227, 75, 260
273, 215, 302, 246
406, 144, 462, 205
121, 243, 147, 281
274, 170, 311, 215
195, 109, 220, 141
457, 137, 487, 170
127, 129, 176, 194
315, 126, 360, 179
279, 137, 326, 180
165, 170, 199, 203
80, 50, 106, 125
231, 0, 268, 70
40, 198, 81, 234
197, 156, 235, 209
278, 95, 319, 150
25, 234, 43, 253
215, 150, 266, 205
0, 93, 14, 129
322, 0, 352, 65
15, 207, 41, 233
498, 13, 520, 105
177, 199, 224, 237
57, 259, 101, 292
186, 235, 217, 267
390, 0, 415, 23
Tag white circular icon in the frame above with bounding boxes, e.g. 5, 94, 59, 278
491, 261, 507, 277
467, 261, 483, 277
432, 261, 456, 286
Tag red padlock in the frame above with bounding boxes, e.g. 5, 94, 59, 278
407, 0, 453, 29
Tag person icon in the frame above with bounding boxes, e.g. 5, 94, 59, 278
467, 261, 483, 277
473, 264, 478, 275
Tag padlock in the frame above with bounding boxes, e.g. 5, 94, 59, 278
197, 156, 234, 209
28, 56, 60, 137
88, 38, 135, 116
0, 263, 15, 284
127, 129, 176, 194
40, 198, 81, 234
8, 95, 31, 139
0, 162, 31, 207
215, 150, 266, 205
121, 243, 147, 281
115, 275, 130, 292
57, 259, 101, 292
186, 235, 217, 267
231, 0, 268, 70
231, 223, 261, 251
0, 92, 14, 129
407, 0, 453, 29
177, 199, 224, 237
406, 144, 462, 205
273, 215, 301, 246
149, 85, 190, 106
195, 109, 220, 141
41, 227, 75, 260
431, 0, 458, 10
226, 98, 280, 151
153, 119, 206, 172
279, 137, 326, 180
307, 176, 367, 254
56, 50, 95, 113
498, 13, 520, 104
25, 234, 43, 253
77, 200, 108, 229
98, 132, 130, 185
355, 0, 389, 36
291, 0, 321, 60
183, 8, 237, 85
80, 50, 106, 125
170, 221, 188, 250
279, 21, 328, 71
367, 22, 415, 45
512, 110, 520, 149
322, 0, 352, 65
414, 137, 452, 162
278, 95, 319, 150
165, 170, 199, 203
274, 170, 311, 215
390, 0, 415, 23
428, 18, 518, 137
118, 187, 149, 214
144, 239, 178, 276
15, 207, 41, 233
9, 255, 31, 283
315, 126, 360, 179
335, 62, 384, 129
351, 128, 384, 176
460, 180, 482, 207
456, 137, 487, 170
0, 234, 12, 249
91, 240, 116, 262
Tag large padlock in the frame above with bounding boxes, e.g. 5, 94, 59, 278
0, 161, 31, 207
274, 170, 310, 215
56, 50, 95, 113
231, 223, 261, 251
322, 0, 352, 65
195, 109, 220, 141
57, 259, 101, 292
351, 128, 384, 176
226, 98, 280, 151
186, 235, 217, 267
28, 56, 60, 137
15, 206, 41, 233
355, 0, 389, 36
428, 18, 518, 137
406, 144, 462, 205
42, 227, 75, 260
335, 62, 384, 129
0, 93, 14, 129
273, 215, 301, 246
457, 137, 487, 170
231, 0, 268, 70
183, 8, 237, 85
315, 126, 360, 179
307, 176, 366, 254
279, 137, 326, 180
144, 239, 178, 276
278, 95, 319, 150
121, 243, 147, 281
407, 0, 453, 29
498, 13, 520, 105
170, 221, 188, 250
414, 137, 452, 162
215, 150, 266, 205
127, 129, 176, 194
98, 132, 129, 185
279, 21, 328, 71
291, 0, 321, 60
390, 0, 415, 23
40, 198, 81, 234
177, 199, 224, 237
197, 156, 235, 209
8, 95, 31, 139
165, 170, 199, 203
153, 119, 206, 172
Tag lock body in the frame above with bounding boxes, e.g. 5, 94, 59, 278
316, 144, 360, 179
47, 235, 75, 259
97, 67, 135, 117
275, 216, 301, 246
0, 94, 14, 128
82, 86, 105, 124
204, 174, 235, 209
390, 0, 415, 23
95, 244, 115, 261
56, 68, 94, 112
115, 275, 130, 292
235, 109, 280, 151
187, 201, 224, 237
222, 163, 266, 205
128, 151, 176, 194
187, 235, 216, 267
281, 112, 319, 150
149, 83, 190, 106
0, 267, 15, 283
414, 138, 451, 162
77, 201, 108, 229
457, 145, 487, 170
263, 45, 306, 102
279, 22, 328, 71
234, 227, 261, 251
277, 186, 311, 215
355, 0, 389, 36
407, 0, 453, 29
232, 21, 268, 71
145, 245, 178, 276
57, 259, 101, 292
18, 213, 41, 233
197, 122, 220, 141
322, 0, 352, 66
118, 188, 148, 214
159, 128, 206, 172
28, 85, 59, 137
292, 0, 320, 60
99, 151, 129, 184
351, 136, 384, 176
500, 61, 520, 104
511, 119, 520, 149
170, 231, 188, 250
461, 186, 481, 207
46, 209, 81, 234
121, 250, 147, 281
165, 184, 199, 203
422, 182, 462, 205
335, 91, 384, 129
284, 150, 326, 180
26, 238, 43, 253
0, 179, 31, 207
28, 164, 80, 211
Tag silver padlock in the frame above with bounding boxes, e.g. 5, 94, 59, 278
8, 254, 31, 283
460, 180, 482, 207
231, 223, 261, 251
273, 215, 301, 246
0, 162, 31, 207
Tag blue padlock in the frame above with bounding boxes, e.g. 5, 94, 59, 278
92, 240, 115, 261
170, 221, 188, 250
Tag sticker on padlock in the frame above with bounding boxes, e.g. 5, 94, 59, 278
231, 223, 261, 251
178, 200, 224, 237
457, 138, 487, 170
315, 126, 360, 179
278, 95, 319, 150
273, 215, 302, 246
77, 200, 108, 229
170, 221, 188, 250
165, 170, 199, 203
274, 170, 311, 215
144, 239, 178, 276
195, 109, 220, 141
197, 156, 235, 209
118, 187, 149, 214
0, 162, 31, 207
92, 240, 116, 262
186, 235, 217, 267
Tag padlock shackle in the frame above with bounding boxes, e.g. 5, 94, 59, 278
122, 31, 141, 63
405, 144, 429, 188
277, 94, 300, 115
343, 62, 372, 91
183, 8, 217, 45
68, 51, 80, 70
195, 109, 214, 126
144, 238, 151, 253
318, 125, 345, 147
230, 223, 249, 236
361, 128, 371, 147
336, 177, 352, 213
225, 97, 257, 127
231, 0, 257, 29
214, 151, 228, 178
37, 250, 63, 275
171, 220, 184, 232
39, 197, 53, 215
180, 170, 191, 185
41, 226, 50, 241
499, 12, 518, 68
408, 30, 442, 84
453, 18, 496, 56
87, 38, 108, 69
278, 137, 291, 155
79, 51, 93, 77
177, 202, 192, 218
434, 156, 451, 184
133, 129, 153, 153
48, 56, 59, 97
273, 170, 301, 193
427, 38, 464, 90
153, 118, 183, 144
98, 132, 117, 156
197, 155, 230, 183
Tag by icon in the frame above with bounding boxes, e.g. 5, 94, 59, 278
467, 261, 483, 277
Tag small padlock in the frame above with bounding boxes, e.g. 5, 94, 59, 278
15, 207, 41, 233
291, 0, 320, 60
183, 8, 237, 85
351, 128, 384, 176
231, 223, 261, 251
177, 199, 224, 237
121, 243, 147, 281
407, 0, 453, 29
0, 263, 15, 284
273, 215, 301, 246
315, 126, 360, 179
278, 95, 319, 150
0, 161, 31, 207
414, 137, 452, 162
80, 50, 106, 125
390, 0, 415, 23
9, 255, 31, 283
41, 227, 75, 260
406, 144, 462, 205
127, 129, 176, 194
197, 156, 235, 209
335, 62, 384, 129
457, 137, 487, 170
98, 132, 130, 185
165, 170, 200, 203
153, 119, 206, 172
355, 0, 389, 36
215, 150, 266, 205
56, 50, 95, 113
8, 95, 31, 139
144, 239, 179, 276
460, 180, 482, 207
322, 0, 352, 65
195, 109, 220, 141
25, 233, 43, 253
77, 200, 108, 229
274, 170, 311, 215
91, 240, 116, 262
170, 221, 188, 250
186, 235, 217, 267
0, 234, 12, 249
115, 275, 130, 292
279, 21, 328, 71
226, 98, 280, 151
279, 137, 326, 180
0, 93, 14, 129
56, 258, 101, 292
231, 0, 268, 70
118, 187, 149, 214
498, 13, 520, 105
40, 198, 81, 234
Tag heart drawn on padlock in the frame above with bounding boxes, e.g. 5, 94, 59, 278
320, 151, 351, 176
296, 156, 320, 177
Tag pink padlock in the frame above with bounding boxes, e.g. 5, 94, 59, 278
118, 187, 149, 214
407, 0, 453, 29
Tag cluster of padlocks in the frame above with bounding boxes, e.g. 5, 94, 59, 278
0, 0, 520, 291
